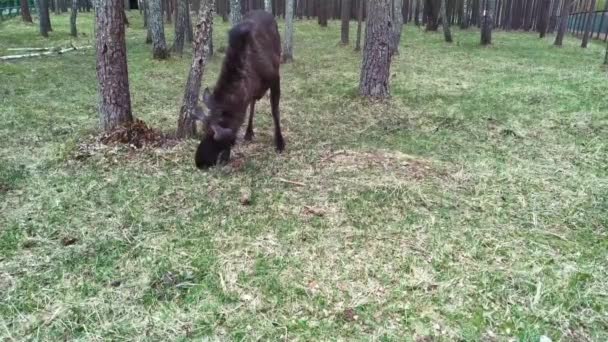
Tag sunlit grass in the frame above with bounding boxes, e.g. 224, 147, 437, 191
1, 11, 607, 341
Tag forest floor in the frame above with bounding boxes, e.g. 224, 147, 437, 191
1, 12, 607, 341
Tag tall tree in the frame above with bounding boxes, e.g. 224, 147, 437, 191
177, 0, 215, 138
173, 0, 188, 55
392, 0, 404, 54
581, 0, 597, 48
39, 0, 51, 37
96, 0, 133, 131
230, 0, 242, 25
481, 0, 494, 45
318, 0, 328, 26
359, 0, 392, 98
150, 0, 170, 59
604, 41, 608, 64
341, 0, 351, 44
70, 0, 78, 37
538, 0, 551, 37
441, 0, 453, 42
283, 0, 295, 61
355, 0, 365, 51
265, 0, 272, 12
548, 0, 561, 33
554, 0, 571, 46
185, 1, 194, 43
20, 0, 33, 23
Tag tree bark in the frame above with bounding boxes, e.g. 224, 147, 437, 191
70, 0, 78, 36
538, 0, 550, 37
21, 0, 33, 22
581, 0, 596, 48
554, 0, 571, 46
185, 0, 194, 43
173, 0, 187, 54
177, 0, 215, 138
150, 0, 170, 59
39, 0, 51, 37
230, 0, 241, 25
96, 0, 134, 131
341, 0, 351, 44
265, 0, 272, 12
604, 41, 608, 64
355, 0, 365, 50
548, 0, 561, 33
392, 0, 404, 54
359, 0, 392, 98
424, 0, 440, 30
441, 0, 453, 41
283, 0, 295, 62
481, 0, 494, 44
318, 0, 328, 26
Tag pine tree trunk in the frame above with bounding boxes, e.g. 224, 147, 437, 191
177, 0, 215, 138
318, 0, 328, 26
230, 0, 241, 25
355, 0, 364, 50
96, 0, 133, 131
481, 0, 494, 44
21, 0, 33, 22
604, 41, 608, 64
340, 0, 351, 44
173, 0, 187, 54
283, 0, 295, 61
554, 0, 571, 46
461, 0, 470, 27
39, 0, 51, 36
359, 0, 392, 98
441, 0, 453, 41
185, 1, 194, 43
538, 0, 550, 37
548, 0, 561, 33
392, 0, 404, 54
415, 0, 420, 25
265, 0, 272, 12
150, 0, 170, 59
581, 0, 596, 48
70, 0, 78, 36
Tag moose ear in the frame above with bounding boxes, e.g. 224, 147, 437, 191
210, 124, 236, 143
202, 87, 212, 107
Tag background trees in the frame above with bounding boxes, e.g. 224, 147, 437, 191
149, 0, 170, 59
283, 0, 295, 61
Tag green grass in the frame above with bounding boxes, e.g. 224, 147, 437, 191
1, 11, 608, 341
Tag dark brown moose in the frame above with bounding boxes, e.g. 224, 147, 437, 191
194, 10, 285, 169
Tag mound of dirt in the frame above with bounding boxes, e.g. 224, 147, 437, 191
99, 119, 167, 149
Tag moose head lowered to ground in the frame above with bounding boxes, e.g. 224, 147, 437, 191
194, 10, 285, 169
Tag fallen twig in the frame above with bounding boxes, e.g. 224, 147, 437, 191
1, 45, 91, 61
277, 178, 306, 187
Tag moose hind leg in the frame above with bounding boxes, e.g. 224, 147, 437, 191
244, 101, 255, 141
270, 80, 285, 152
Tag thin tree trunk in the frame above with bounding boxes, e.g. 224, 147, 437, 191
604, 41, 608, 64
230, 0, 241, 25
177, 0, 215, 138
265, 0, 272, 12
173, 0, 187, 55
318, 0, 328, 26
538, 0, 550, 37
341, 0, 351, 44
150, 0, 170, 58
21, 0, 33, 22
392, 0, 404, 54
185, 1, 194, 43
355, 0, 365, 50
481, 0, 494, 44
581, 0, 596, 48
96, 0, 133, 131
39, 0, 51, 37
70, 0, 78, 36
441, 0, 453, 41
548, 0, 560, 33
359, 0, 392, 98
283, 0, 295, 62
554, 0, 571, 45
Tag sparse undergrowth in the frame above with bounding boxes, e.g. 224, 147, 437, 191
1, 12, 607, 341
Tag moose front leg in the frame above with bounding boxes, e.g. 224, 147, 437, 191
270, 79, 285, 152
244, 101, 255, 142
